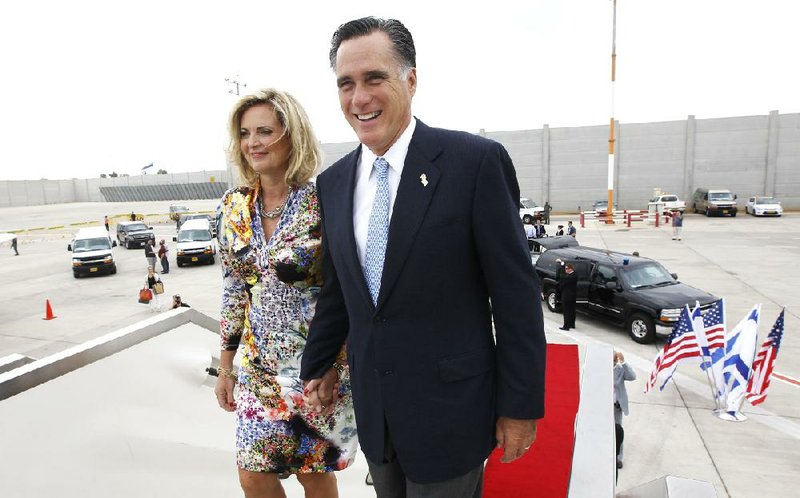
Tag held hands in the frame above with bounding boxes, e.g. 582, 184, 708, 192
214, 375, 236, 412
496, 417, 538, 463
303, 366, 340, 416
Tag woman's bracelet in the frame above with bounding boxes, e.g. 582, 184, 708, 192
217, 366, 237, 380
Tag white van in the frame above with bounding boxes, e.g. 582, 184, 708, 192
68, 226, 117, 278
173, 218, 216, 266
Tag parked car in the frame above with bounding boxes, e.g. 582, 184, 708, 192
745, 196, 783, 217
115, 221, 155, 249
173, 218, 216, 266
169, 204, 190, 222
534, 246, 718, 343
591, 200, 618, 213
692, 188, 738, 217
68, 226, 117, 278
649, 194, 686, 214
519, 198, 545, 224
178, 213, 217, 236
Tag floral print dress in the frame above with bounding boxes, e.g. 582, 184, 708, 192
217, 183, 357, 474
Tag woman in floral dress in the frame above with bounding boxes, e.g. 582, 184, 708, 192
214, 89, 357, 498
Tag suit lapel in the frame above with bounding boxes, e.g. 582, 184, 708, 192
377, 123, 441, 310
328, 149, 374, 308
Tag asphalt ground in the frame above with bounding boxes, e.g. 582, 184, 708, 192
0, 201, 798, 497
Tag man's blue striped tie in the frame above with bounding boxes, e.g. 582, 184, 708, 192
364, 157, 390, 305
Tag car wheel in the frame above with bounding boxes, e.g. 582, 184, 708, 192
705, 208, 710, 217
177, 261, 183, 267
110, 265, 117, 275
73, 272, 80, 279
546, 290, 560, 313
731, 212, 737, 217
627, 312, 655, 344
125, 240, 131, 249
522, 215, 533, 224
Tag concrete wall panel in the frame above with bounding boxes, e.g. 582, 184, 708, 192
776, 114, 800, 206
6, 115, 800, 210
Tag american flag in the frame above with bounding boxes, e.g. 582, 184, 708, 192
701, 299, 726, 348
645, 305, 703, 393
745, 309, 785, 406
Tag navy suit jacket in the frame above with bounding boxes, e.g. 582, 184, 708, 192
300, 119, 546, 483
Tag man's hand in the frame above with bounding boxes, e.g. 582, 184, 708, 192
496, 417, 538, 463
303, 366, 340, 415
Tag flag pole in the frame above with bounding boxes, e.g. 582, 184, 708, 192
692, 301, 723, 411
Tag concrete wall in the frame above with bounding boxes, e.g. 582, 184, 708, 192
317, 110, 800, 213
5, 111, 799, 210
0, 170, 230, 207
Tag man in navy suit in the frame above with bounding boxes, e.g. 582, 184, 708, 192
301, 17, 546, 498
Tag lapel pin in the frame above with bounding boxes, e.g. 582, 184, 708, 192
420, 173, 429, 187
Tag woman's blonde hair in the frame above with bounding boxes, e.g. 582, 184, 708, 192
228, 89, 321, 188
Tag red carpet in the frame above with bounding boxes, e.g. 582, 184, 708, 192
483, 344, 580, 498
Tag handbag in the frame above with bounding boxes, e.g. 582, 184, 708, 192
139, 287, 153, 304
153, 281, 165, 295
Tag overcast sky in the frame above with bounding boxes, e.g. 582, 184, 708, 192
1, 0, 798, 181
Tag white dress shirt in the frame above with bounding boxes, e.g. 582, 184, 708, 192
353, 118, 417, 269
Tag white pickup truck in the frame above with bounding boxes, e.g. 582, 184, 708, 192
649, 194, 686, 214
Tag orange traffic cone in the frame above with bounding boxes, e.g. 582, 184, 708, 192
43, 299, 57, 320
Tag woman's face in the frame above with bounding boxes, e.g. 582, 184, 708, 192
147, 266, 154, 275
240, 104, 291, 177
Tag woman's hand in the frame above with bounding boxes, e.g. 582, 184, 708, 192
304, 366, 340, 416
215, 375, 236, 412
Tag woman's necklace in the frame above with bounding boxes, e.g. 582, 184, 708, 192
259, 194, 288, 219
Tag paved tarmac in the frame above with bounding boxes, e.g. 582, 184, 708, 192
0, 201, 798, 497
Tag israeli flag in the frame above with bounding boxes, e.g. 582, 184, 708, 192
723, 305, 761, 415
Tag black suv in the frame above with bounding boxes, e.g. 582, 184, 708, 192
535, 246, 718, 343
116, 221, 155, 249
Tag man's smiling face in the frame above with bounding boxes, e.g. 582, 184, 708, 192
335, 31, 417, 156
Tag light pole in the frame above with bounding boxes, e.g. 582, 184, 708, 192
225, 77, 247, 96
606, 0, 618, 224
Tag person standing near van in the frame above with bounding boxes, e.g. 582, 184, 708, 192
145, 265, 163, 312
158, 239, 170, 274
144, 238, 157, 271
104, 215, 110, 232
11, 235, 19, 256
567, 220, 577, 238
671, 210, 683, 241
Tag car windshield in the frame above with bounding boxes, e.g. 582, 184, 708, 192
755, 197, 777, 204
709, 192, 733, 201
73, 237, 111, 253
621, 263, 675, 289
178, 230, 211, 242
126, 223, 148, 232
520, 198, 538, 209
